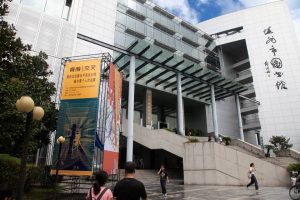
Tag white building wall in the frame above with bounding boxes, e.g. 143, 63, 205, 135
197, 0, 300, 150
5, 1, 76, 92
73, 0, 118, 56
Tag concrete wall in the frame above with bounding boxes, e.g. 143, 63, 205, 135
184, 142, 290, 186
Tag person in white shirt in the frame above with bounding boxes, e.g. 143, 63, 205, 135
247, 163, 259, 192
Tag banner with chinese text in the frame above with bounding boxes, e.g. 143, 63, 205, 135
61, 59, 101, 100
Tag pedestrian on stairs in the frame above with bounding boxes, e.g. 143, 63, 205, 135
157, 165, 169, 198
86, 171, 113, 200
246, 163, 259, 194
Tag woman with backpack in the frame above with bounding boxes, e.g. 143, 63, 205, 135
86, 171, 113, 200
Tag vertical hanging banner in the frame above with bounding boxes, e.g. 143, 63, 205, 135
103, 63, 123, 175
51, 59, 101, 176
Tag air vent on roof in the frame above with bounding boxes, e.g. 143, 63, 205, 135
203, 33, 214, 41
153, 23, 175, 35
125, 28, 146, 39
154, 40, 176, 53
135, 0, 146, 4
182, 36, 199, 47
205, 40, 212, 48
180, 21, 198, 32
183, 53, 200, 63
126, 9, 146, 21
153, 6, 175, 19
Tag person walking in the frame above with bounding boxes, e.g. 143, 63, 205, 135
247, 163, 259, 194
157, 165, 169, 198
113, 162, 147, 200
86, 171, 113, 200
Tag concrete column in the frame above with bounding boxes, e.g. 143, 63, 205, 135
142, 89, 152, 128
177, 73, 185, 136
235, 95, 244, 141
126, 56, 135, 162
210, 85, 219, 141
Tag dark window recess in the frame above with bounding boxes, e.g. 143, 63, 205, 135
180, 21, 198, 33
182, 36, 199, 47
125, 28, 146, 39
135, 0, 146, 4
66, 0, 72, 7
154, 40, 176, 53
153, 6, 175, 19
153, 23, 175, 35
205, 56, 220, 72
183, 53, 200, 64
126, 9, 146, 21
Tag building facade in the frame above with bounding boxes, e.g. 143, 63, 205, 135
4, 0, 300, 159
197, 0, 300, 150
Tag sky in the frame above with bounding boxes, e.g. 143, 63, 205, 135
152, 0, 300, 44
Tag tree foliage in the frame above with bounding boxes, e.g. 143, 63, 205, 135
0, 0, 57, 156
269, 135, 293, 151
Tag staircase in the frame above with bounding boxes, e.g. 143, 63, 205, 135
228, 138, 299, 169
122, 119, 188, 158
119, 169, 183, 195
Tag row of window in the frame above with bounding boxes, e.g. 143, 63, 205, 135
12, 0, 72, 20
118, 0, 203, 45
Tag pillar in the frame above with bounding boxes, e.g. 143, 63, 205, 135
177, 73, 185, 135
142, 89, 152, 128
235, 94, 244, 141
210, 85, 219, 141
126, 56, 135, 162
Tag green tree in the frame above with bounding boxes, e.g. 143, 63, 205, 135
0, 0, 57, 156
269, 135, 293, 151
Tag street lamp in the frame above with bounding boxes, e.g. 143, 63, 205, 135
15, 96, 44, 200
55, 136, 65, 185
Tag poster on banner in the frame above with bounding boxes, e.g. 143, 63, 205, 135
51, 99, 98, 176
103, 63, 123, 175
61, 59, 101, 100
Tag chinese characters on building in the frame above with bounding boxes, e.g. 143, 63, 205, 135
263, 26, 287, 90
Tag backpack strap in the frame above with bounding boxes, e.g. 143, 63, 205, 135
89, 187, 93, 200
96, 187, 109, 200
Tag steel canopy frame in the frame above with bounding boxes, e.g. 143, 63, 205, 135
77, 33, 259, 104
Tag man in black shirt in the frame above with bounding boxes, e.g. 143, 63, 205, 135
113, 162, 147, 200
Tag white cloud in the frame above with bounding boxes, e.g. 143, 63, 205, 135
215, 0, 244, 14
152, 0, 199, 23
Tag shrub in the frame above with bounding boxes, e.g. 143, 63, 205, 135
264, 144, 274, 157
0, 154, 20, 190
0, 154, 47, 192
269, 135, 293, 150
287, 163, 300, 172
187, 138, 199, 143
223, 137, 231, 145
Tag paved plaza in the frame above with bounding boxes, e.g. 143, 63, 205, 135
145, 184, 290, 200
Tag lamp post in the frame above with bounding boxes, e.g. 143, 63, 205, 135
55, 136, 65, 179
15, 96, 44, 200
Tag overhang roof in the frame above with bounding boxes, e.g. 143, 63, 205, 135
112, 39, 247, 103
